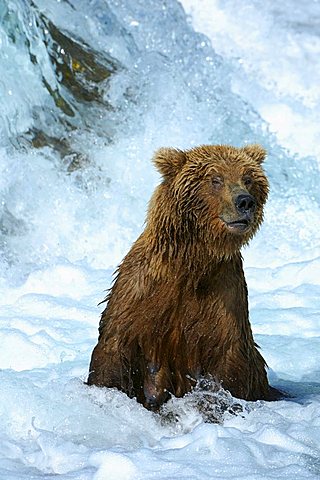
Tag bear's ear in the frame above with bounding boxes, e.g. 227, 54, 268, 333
153, 147, 187, 179
242, 144, 267, 165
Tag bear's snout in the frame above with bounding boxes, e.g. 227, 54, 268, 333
235, 193, 256, 216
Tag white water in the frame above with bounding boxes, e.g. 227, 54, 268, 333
0, 0, 320, 478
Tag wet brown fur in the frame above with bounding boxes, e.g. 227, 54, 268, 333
88, 144, 277, 409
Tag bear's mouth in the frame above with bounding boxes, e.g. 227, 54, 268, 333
222, 218, 251, 232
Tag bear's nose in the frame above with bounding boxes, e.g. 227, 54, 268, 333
235, 194, 256, 214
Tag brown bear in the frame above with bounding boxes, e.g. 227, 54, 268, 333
88, 144, 280, 410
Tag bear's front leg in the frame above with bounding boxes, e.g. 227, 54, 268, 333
143, 362, 171, 410
87, 338, 128, 392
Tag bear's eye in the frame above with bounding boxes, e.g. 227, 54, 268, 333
212, 176, 224, 190
243, 176, 253, 188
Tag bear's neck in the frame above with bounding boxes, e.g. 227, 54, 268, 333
141, 224, 244, 281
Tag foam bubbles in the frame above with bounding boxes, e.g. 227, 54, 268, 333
90, 452, 138, 480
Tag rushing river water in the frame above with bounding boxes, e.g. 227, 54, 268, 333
0, 1, 319, 479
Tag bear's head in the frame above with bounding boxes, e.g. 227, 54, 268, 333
150, 144, 269, 261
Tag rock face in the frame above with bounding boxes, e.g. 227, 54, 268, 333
88, 144, 279, 410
